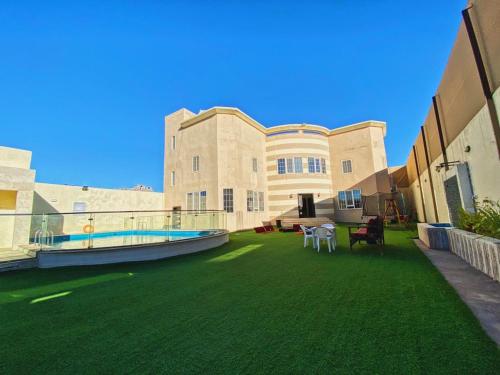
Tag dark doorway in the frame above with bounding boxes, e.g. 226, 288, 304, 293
444, 176, 461, 226
172, 206, 182, 229
298, 194, 316, 218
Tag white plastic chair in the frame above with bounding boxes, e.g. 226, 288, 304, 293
321, 224, 336, 248
314, 227, 335, 253
300, 225, 316, 248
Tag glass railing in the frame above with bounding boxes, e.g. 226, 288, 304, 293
0, 210, 227, 251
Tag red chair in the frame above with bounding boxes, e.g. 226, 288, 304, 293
254, 226, 268, 234
264, 225, 275, 232
348, 217, 385, 250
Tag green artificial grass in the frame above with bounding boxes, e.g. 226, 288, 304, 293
1, 227, 499, 374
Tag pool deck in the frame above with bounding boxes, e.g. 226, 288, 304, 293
0, 248, 32, 262
415, 239, 500, 346
0, 248, 36, 272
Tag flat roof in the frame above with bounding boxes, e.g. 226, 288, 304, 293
176, 106, 386, 137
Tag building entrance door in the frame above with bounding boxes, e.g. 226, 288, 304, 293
298, 194, 316, 218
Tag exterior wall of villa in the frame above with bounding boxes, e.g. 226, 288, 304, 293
329, 124, 388, 222
406, 0, 500, 224
164, 107, 395, 230
0, 146, 164, 250
0, 147, 35, 249
266, 130, 333, 221
217, 114, 268, 231
164, 108, 269, 232
0, 146, 32, 169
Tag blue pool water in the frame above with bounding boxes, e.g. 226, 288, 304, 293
46, 230, 218, 250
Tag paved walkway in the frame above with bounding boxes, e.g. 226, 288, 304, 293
415, 240, 500, 346
0, 248, 32, 262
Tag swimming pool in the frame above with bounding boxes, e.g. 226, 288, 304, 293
46, 230, 220, 250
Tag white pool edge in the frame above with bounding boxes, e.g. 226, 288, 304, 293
37, 231, 229, 268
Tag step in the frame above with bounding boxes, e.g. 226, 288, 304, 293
275, 217, 335, 227
0, 258, 37, 272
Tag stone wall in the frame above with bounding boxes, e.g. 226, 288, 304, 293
448, 228, 500, 282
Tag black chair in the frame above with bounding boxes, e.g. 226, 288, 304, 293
348, 216, 385, 250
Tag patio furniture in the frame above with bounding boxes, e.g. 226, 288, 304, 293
348, 217, 384, 250
276, 220, 295, 232
300, 225, 316, 248
262, 222, 275, 232
321, 223, 335, 230
314, 227, 335, 253
321, 224, 337, 248
253, 226, 268, 234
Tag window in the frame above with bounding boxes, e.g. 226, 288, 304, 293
200, 191, 207, 210
252, 158, 258, 172
223, 188, 233, 213
342, 160, 352, 174
338, 189, 362, 209
277, 158, 286, 174
170, 171, 175, 186
277, 156, 325, 174
247, 190, 264, 212
192, 156, 200, 172
321, 158, 326, 174
353, 189, 361, 208
315, 158, 321, 173
171, 136, 176, 150
253, 191, 259, 212
247, 190, 254, 212
308, 157, 315, 173
307, 157, 324, 173
73, 202, 87, 212
187, 191, 207, 210
294, 157, 303, 173
338, 191, 346, 209
193, 192, 200, 211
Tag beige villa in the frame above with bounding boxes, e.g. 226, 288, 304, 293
164, 107, 406, 231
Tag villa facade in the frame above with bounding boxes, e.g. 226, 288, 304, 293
164, 107, 402, 231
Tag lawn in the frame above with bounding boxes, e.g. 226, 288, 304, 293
1, 227, 499, 374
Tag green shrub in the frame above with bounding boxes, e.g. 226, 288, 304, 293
458, 200, 500, 239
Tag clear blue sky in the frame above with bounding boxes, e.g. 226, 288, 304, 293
1, 1, 465, 192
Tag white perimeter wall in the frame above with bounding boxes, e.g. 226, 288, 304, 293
411, 88, 500, 223
32, 183, 164, 235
